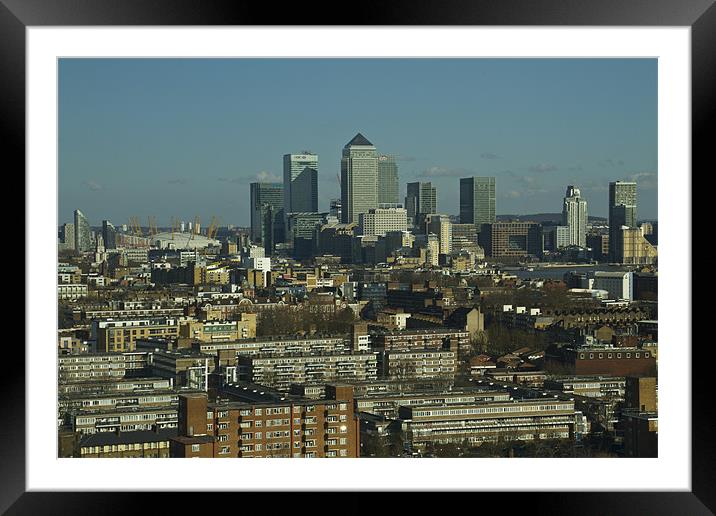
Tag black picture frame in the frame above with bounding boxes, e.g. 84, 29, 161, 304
5, 0, 711, 513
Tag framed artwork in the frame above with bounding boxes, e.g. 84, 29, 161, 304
5, 0, 712, 513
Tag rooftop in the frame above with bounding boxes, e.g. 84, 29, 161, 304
79, 428, 178, 447
345, 133, 373, 147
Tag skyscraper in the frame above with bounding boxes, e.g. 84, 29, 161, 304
608, 181, 638, 261
283, 152, 318, 215
329, 199, 342, 221
74, 209, 91, 252
459, 177, 496, 226
358, 206, 408, 237
562, 185, 588, 248
425, 214, 452, 255
377, 155, 399, 205
102, 220, 117, 249
287, 212, 327, 259
250, 182, 284, 254
61, 222, 75, 250
405, 182, 437, 227
341, 133, 378, 224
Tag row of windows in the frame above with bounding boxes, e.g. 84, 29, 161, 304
413, 404, 572, 418
76, 412, 175, 424
578, 352, 649, 359
83, 441, 167, 453
80, 395, 174, 406
211, 404, 350, 423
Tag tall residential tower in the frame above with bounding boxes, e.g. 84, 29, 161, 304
562, 185, 588, 247
74, 209, 91, 252
102, 220, 117, 250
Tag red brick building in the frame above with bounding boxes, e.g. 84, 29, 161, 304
545, 346, 657, 376
171, 385, 360, 458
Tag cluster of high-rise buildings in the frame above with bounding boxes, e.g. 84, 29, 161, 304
244, 133, 655, 268
59, 134, 656, 270
56, 132, 657, 460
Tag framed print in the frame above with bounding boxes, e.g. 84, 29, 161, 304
5, 0, 713, 513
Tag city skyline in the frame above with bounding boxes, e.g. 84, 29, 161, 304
59, 58, 658, 225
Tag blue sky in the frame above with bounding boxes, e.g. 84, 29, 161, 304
59, 58, 657, 227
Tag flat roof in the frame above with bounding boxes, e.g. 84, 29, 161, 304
79, 428, 178, 447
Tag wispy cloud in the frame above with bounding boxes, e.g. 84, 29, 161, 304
581, 179, 609, 193
418, 166, 473, 178
501, 188, 548, 199
255, 170, 282, 182
82, 180, 103, 191
598, 159, 624, 168
528, 163, 559, 173
480, 152, 502, 160
505, 171, 538, 188
217, 170, 282, 184
627, 171, 658, 189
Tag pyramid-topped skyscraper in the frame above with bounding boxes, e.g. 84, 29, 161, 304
340, 133, 379, 224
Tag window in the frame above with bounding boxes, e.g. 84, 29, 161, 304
645, 352, 650, 358
191, 444, 201, 452
254, 409, 262, 416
